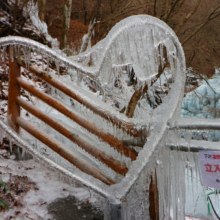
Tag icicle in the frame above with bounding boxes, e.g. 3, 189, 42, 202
2, 46, 6, 63
172, 150, 178, 220
10, 45, 14, 62
185, 131, 192, 151
15, 44, 20, 59
0, 129, 2, 145
26, 46, 31, 70
190, 154, 195, 210
46, 55, 49, 74
167, 149, 172, 219
180, 151, 186, 219
76, 70, 83, 85
217, 190, 220, 215
23, 45, 28, 69
55, 59, 60, 77
0, 47, 2, 64
157, 157, 164, 219
193, 153, 199, 203
21, 148, 26, 159
154, 45, 160, 71
9, 138, 13, 153
185, 153, 190, 212
159, 44, 164, 68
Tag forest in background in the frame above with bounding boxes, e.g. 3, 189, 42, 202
0, 2, 220, 217
0, 0, 220, 77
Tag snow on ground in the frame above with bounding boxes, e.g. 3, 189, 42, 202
0, 155, 209, 219
0, 155, 99, 219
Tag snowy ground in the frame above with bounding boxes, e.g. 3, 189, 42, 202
0, 152, 102, 219
0, 154, 210, 220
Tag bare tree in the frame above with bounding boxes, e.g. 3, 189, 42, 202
38, 0, 46, 22
80, 19, 97, 53
60, 0, 72, 49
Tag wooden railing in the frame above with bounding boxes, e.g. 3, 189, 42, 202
1, 14, 188, 219
7, 52, 145, 185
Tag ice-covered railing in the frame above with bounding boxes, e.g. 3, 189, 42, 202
0, 15, 186, 130
160, 125, 220, 219
0, 15, 201, 219
0, 37, 149, 139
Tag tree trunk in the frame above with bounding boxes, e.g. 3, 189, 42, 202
60, 0, 72, 49
82, 0, 87, 25
11, 0, 18, 31
38, 0, 46, 22
80, 19, 96, 53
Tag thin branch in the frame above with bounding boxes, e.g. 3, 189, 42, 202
214, 49, 220, 61
194, 71, 216, 94
175, 0, 201, 35
165, 0, 179, 22
164, 0, 170, 21
109, 0, 135, 21
182, 5, 220, 45
186, 50, 195, 67
98, 0, 134, 24
80, 19, 97, 53
126, 46, 168, 118
192, 90, 220, 118
178, 21, 205, 36
116, 3, 150, 18
153, 0, 157, 16
173, 0, 186, 14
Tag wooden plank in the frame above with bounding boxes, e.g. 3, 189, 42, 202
17, 57, 147, 138
16, 77, 138, 160
17, 96, 128, 175
8, 50, 20, 133
16, 116, 115, 185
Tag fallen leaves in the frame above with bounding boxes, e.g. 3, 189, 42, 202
0, 175, 37, 214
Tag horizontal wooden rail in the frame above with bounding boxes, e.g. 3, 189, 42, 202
16, 77, 138, 160
17, 57, 147, 138
17, 97, 128, 175
15, 116, 115, 185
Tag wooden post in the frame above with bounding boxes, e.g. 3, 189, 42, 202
8, 47, 20, 133
149, 173, 159, 220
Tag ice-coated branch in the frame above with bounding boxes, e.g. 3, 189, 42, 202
182, 5, 220, 45
175, 0, 201, 35
125, 46, 168, 118
60, 0, 72, 49
80, 19, 97, 53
